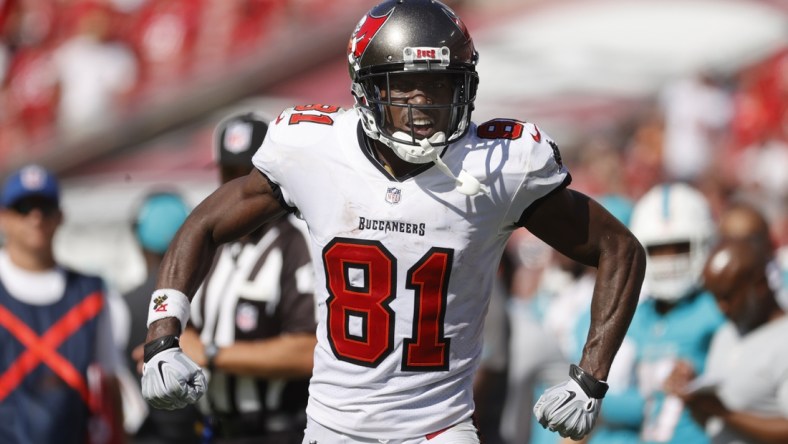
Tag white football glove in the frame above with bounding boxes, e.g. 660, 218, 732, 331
142, 347, 206, 410
533, 364, 608, 440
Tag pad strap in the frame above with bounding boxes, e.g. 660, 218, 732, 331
570, 364, 609, 399
143, 335, 180, 363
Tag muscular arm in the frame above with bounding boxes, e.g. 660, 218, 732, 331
146, 171, 289, 342
522, 188, 645, 381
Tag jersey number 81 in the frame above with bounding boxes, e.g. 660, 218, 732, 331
323, 238, 452, 372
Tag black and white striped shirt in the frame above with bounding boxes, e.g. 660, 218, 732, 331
190, 215, 316, 431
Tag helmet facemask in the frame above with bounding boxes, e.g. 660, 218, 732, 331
353, 65, 478, 164
644, 241, 706, 302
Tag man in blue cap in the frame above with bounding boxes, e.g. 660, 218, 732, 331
0, 164, 125, 444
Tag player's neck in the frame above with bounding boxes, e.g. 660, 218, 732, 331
371, 140, 422, 178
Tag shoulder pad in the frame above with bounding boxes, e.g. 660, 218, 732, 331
475, 118, 562, 165
267, 104, 348, 147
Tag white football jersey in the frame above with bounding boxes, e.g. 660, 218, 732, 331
252, 105, 569, 439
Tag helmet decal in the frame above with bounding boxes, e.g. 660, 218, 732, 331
442, 5, 472, 42
348, 8, 393, 63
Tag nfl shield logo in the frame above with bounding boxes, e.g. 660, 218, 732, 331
236, 302, 259, 332
224, 122, 252, 153
385, 187, 401, 204
20, 165, 48, 191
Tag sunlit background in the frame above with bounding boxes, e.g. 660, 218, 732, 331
1, 0, 787, 294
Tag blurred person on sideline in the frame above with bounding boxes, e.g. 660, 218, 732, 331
659, 72, 733, 183
124, 191, 201, 444
624, 182, 726, 444
621, 107, 666, 200
137, 1, 646, 442
0, 164, 125, 444
719, 200, 773, 247
54, 2, 138, 139
176, 112, 317, 444
717, 200, 788, 312
128, 0, 200, 92
734, 131, 788, 215
665, 239, 788, 443
2, 0, 61, 145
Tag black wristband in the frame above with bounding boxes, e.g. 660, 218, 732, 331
143, 335, 180, 363
570, 364, 609, 399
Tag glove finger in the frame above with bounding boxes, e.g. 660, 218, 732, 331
141, 372, 160, 403
533, 398, 547, 419
534, 393, 559, 414
534, 402, 555, 425
535, 396, 565, 430
149, 398, 168, 410
155, 399, 185, 411
545, 408, 575, 435
533, 401, 544, 419
148, 395, 171, 410
192, 368, 206, 390
148, 364, 189, 409
144, 374, 177, 410
161, 363, 190, 397
561, 410, 590, 440
184, 372, 206, 404
568, 420, 590, 441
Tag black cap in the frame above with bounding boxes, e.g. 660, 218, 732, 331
213, 112, 269, 167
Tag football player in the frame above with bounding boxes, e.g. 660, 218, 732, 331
138, 1, 646, 442
626, 182, 726, 444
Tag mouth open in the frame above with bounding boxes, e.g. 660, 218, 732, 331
407, 117, 435, 138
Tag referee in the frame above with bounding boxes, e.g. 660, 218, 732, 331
178, 112, 317, 444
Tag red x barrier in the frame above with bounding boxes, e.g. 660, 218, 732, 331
0, 291, 104, 404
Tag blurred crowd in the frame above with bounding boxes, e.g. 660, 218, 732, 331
0, 0, 369, 165
565, 47, 788, 250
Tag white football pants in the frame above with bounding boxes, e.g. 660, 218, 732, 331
301, 416, 480, 444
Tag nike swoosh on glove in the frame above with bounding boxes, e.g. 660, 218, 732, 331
142, 348, 206, 410
533, 378, 601, 440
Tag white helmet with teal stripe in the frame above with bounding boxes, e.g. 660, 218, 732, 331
630, 182, 715, 302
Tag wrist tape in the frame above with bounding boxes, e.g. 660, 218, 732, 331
570, 364, 609, 399
143, 335, 180, 363
146, 288, 190, 333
